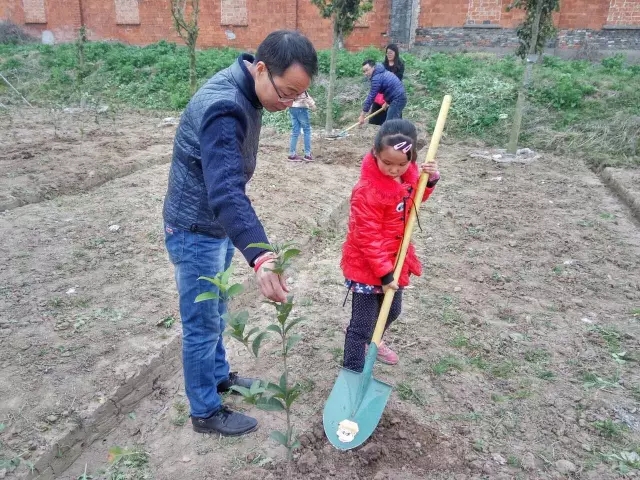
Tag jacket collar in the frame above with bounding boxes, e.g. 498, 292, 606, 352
230, 53, 263, 109
361, 152, 419, 190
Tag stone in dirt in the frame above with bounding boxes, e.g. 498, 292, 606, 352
555, 459, 577, 474
491, 453, 506, 465
297, 451, 318, 474
521, 452, 536, 471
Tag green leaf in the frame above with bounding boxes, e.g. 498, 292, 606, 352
266, 324, 283, 335
284, 317, 304, 335
257, 396, 285, 412
226, 283, 244, 298
247, 242, 273, 251
245, 326, 260, 339
282, 248, 301, 262
198, 275, 221, 287
194, 291, 218, 303
285, 388, 302, 408
0, 423, 5, 433
249, 380, 265, 395
270, 430, 288, 446
127, 412, 136, 420
220, 266, 232, 287
285, 334, 302, 355
252, 331, 269, 357
279, 372, 288, 391
228, 332, 248, 346
291, 439, 301, 449
266, 381, 286, 396
230, 385, 252, 397
228, 310, 249, 327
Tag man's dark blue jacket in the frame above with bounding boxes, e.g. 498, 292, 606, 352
362, 62, 406, 113
163, 54, 268, 264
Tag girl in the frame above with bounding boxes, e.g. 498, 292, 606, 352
287, 92, 317, 162
370, 44, 405, 126
341, 119, 439, 371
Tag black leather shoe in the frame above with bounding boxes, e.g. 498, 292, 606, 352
217, 372, 259, 394
191, 406, 258, 436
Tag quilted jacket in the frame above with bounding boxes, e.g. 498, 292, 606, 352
341, 152, 436, 287
163, 54, 269, 264
362, 63, 406, 113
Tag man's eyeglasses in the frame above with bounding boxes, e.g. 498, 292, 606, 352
266, 66, 308, 103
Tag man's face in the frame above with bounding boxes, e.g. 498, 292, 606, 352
254, 61, 311, 112
362, 64, 374, 78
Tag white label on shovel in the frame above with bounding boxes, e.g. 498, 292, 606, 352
337, 419, 359, 443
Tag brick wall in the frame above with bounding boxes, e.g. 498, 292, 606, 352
607, 0, 640, 25
1, 0, 639, 51
466, 0, 502, 25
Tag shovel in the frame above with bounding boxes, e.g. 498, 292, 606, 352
323, 95, 452, 450
325, 108, 386, 139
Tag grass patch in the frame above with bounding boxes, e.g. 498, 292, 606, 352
592, 419, 628, 440
433, 355, 465, 376
170, 401, 189, 427
396, 382, 428, 406
489, 361, 518, 378
1, 42, 638, 166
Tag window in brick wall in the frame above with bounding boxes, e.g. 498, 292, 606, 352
606, 0, 640, 26
466, 0, 501, 24
23, 0, 46, 24
114, 0, 140, 25
221, 0, 248, 26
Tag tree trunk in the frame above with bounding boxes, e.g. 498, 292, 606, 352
325, 19, 339, 133
507, 1, 543, 154
189, 41, 197, 96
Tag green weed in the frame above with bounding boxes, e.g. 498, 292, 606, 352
397, 382, 428, 406
433, 355, 465, 376
592, 419, 627, 440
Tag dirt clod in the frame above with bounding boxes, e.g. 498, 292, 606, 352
297, 451, 319, 473
556, 459, 577, 474
521, 452, 536, 471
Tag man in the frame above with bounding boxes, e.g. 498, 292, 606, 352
163, 30, 318, 437
358, 59, 407, 125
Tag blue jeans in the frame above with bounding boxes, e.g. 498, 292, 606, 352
164, 225, 235, 418
289, 107, 311, 156
386, 95, 407, 121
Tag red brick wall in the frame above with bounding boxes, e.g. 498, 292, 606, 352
556, 0, 610, 29
419, 0, 469, 27
467, 0, 502, 24
1, 0, 639, 49
607, 0, 640, 25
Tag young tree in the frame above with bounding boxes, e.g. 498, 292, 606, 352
311, 0, 373, 133
506, 0, 559, 154
170, 0, 200, 96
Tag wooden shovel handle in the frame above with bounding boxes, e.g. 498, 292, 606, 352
371, 95, 452, 346
340, 108, 386, 135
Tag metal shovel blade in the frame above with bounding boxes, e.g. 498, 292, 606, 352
322, 345, 392, 450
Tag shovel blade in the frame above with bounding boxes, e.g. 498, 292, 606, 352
322, 367, 392, 450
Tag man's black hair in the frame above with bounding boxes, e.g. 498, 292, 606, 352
362, 59, 376, 68
255, 30, 318, 78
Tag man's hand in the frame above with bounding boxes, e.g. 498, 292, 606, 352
381, 102, 389, 111
254, 253, 289, 303
358, 112, 366, 125
382, 280, 399, 293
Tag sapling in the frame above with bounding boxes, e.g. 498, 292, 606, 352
195, 242, 304, 460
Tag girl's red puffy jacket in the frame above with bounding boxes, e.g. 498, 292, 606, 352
341, 152, 436, 287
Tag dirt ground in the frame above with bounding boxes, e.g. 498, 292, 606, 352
1, 107, 639, 480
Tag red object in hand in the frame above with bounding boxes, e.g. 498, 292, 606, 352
374, 92, 385, 105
